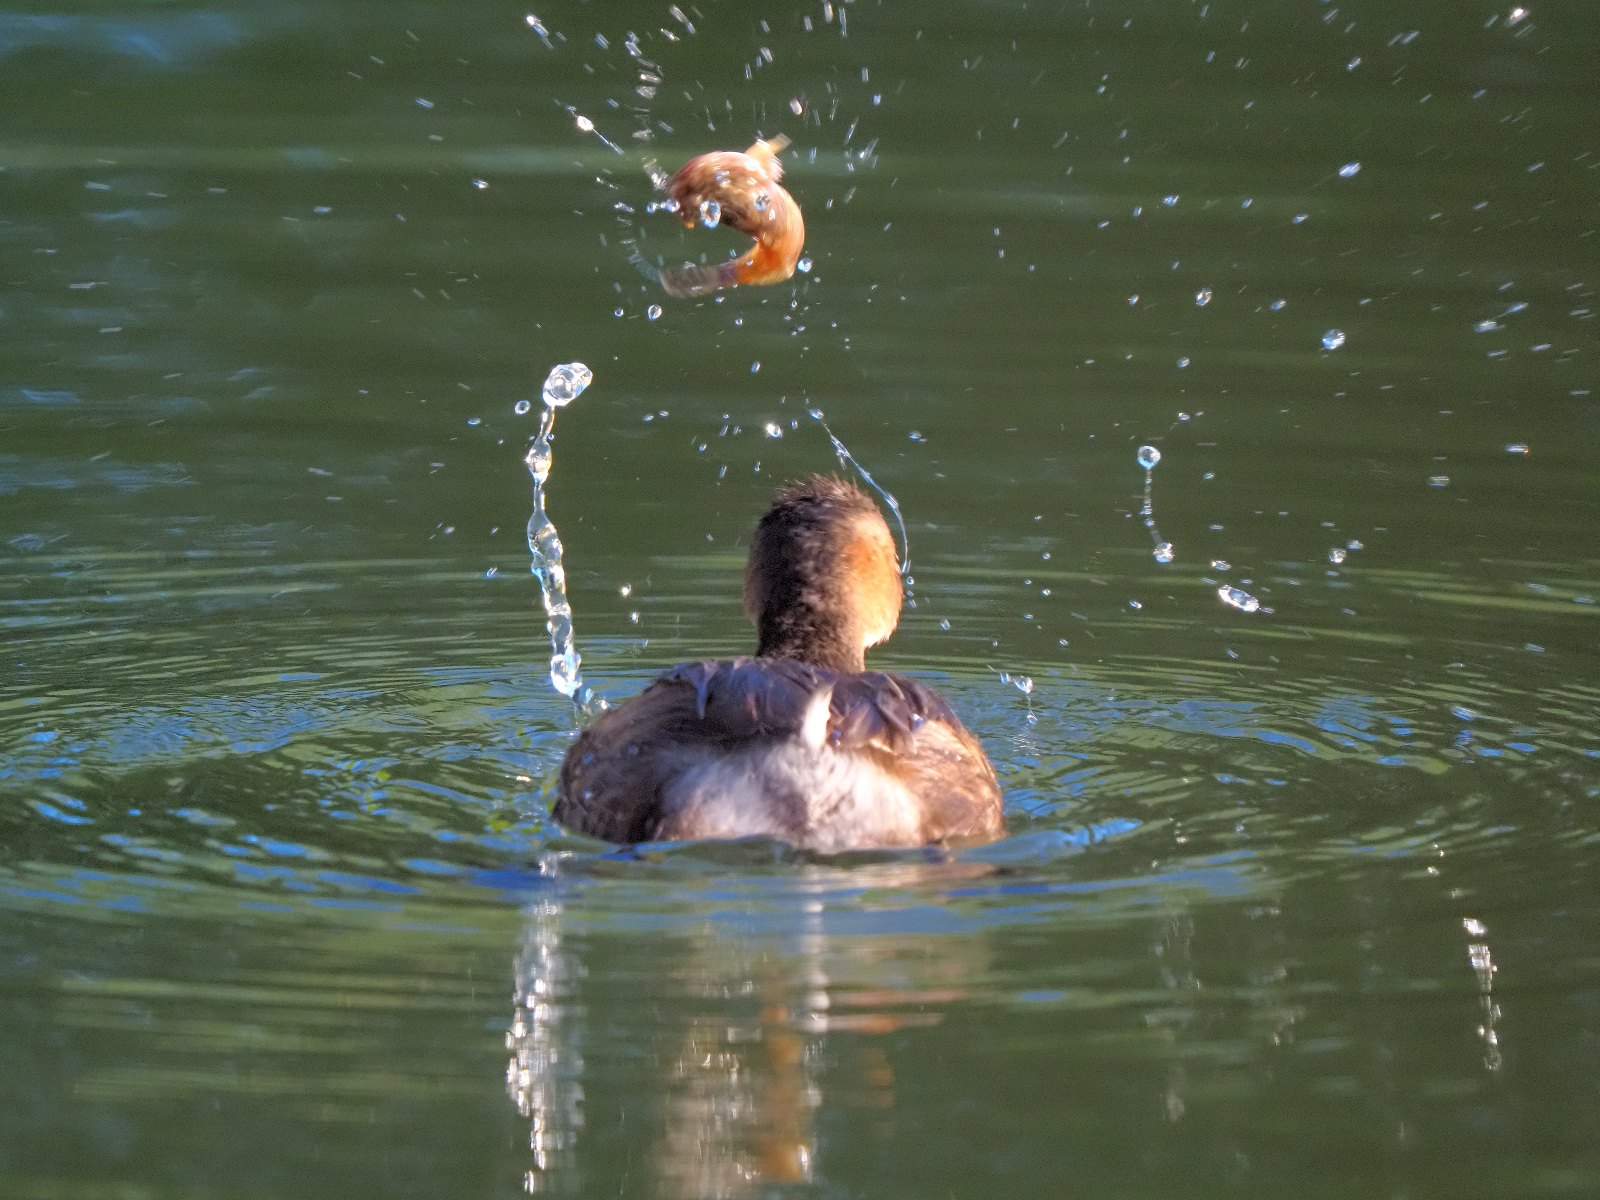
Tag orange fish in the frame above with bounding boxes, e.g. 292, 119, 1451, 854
659, 134, 805, 298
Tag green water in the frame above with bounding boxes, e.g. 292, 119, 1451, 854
3, 0, 1597, 1195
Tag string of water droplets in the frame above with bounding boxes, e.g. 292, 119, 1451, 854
807, 407, 913, 605
520, 362, 605, 713
1137, 442, 1270, 615
1137, 444, 1174, 565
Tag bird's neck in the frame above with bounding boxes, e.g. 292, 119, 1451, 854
755, 612, 865, 674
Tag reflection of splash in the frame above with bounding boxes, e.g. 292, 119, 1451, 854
505, 862, 991, 1197
1464, 916, 1501, 1071
508, 872, 585, 1194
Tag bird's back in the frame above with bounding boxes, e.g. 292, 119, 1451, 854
555, 658, 1003, 852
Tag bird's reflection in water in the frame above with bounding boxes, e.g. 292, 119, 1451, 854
507, 856, 991, 1197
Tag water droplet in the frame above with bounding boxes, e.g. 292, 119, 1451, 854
753, 192, 769, 212
1177, 357, 1191, 368
646, 304, 662, 320
1271, 299, 1287, 310
1128, 294, 1139, 305
764, 422, 783, 438
939, 618, 951, 631
416, 98, 434, 108
1505, 301, 1528, 314
514, 399, 532, 415
619, 584, 632, 597
613, 307, 624, 317
1429, 474, 1449, 487
1153, 542, 1175, 564
1346, 539, 1364, 550
467, 417, 481, 426
1162, 194, 1179, 206
1338, 162, 1361, 178
699, 198, 721, 228
1137, 445, 1161, 470
750, 361, 760, 373
1328, 547, 1347, 564
1322, 329, 1347, 350
1347, 56, 1361, 70
1475, 319, 1499, 332
797, 256, 812, 272
541, 362, 592, 408
1506, 442, 1529, 454
575, 114, 594, 132
471, 178, 488, 189
1129, 600, 1143, 610
1196, 288, 1212, 306
1507, 6, 1528, 26
1218, 585, 1262, 613
1210, 559, 1231, 571
1293, 213, 1308, 223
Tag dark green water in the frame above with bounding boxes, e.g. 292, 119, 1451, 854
3, 0, 1598, 1195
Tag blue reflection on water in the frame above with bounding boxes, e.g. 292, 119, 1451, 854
0, 13, 245, 65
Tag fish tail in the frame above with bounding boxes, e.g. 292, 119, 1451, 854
660, 258, 742, 298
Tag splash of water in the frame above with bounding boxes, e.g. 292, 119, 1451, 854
568, 109, 624, 155
1217, 585, 1262, 613
806, 408, 913, 602
999, 671, 1037, 725
522, 362, 603, 711
1137, 445, 1174, 563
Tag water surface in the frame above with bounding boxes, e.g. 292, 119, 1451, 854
3, 1, 1598, 1196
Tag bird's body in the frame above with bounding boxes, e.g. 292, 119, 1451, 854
553, 477, 1004, 851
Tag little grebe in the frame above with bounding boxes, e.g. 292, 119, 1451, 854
554, 477, 1004, 852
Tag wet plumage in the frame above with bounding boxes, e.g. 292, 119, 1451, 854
554, 478, 1004, 851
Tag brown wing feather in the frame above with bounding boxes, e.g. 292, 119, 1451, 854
897, 720, 1005, 843
554, 679, 702, 844
668, 657, 828, 736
